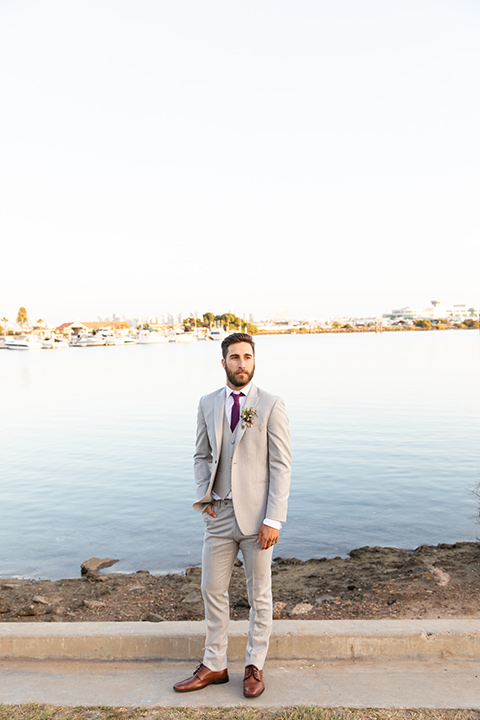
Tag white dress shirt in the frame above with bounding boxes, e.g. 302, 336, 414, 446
211, 384, 281, 531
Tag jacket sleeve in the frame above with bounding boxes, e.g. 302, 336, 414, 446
193, 398, 213, 503
265, 398, 292, 523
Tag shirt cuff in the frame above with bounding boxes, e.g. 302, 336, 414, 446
263, 517, 282, 530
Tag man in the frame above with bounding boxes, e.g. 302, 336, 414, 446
174, 332, 291, 698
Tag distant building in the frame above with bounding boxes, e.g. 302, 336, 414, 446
56, 320, 129, 337
384, 301, 479, 322
55, 321, 90, 337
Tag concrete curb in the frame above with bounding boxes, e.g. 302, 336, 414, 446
1, 619, 479, 662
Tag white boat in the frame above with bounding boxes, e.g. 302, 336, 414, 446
70, 333, 106, 347
137, 329, 169, 344
209, 328, 227, 341
169, 329, 198, 343
177, 331, 198, 343
97, 328, 116, 345
6, 334, 43, 350
42, 336, 69, 349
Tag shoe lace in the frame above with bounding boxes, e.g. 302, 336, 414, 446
244, 664, 261, 680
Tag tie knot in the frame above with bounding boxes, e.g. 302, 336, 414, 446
232, 392, 243, 403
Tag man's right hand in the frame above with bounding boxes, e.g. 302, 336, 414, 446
202, 503, 217, 518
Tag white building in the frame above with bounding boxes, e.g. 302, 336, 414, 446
385, 301, 479, 322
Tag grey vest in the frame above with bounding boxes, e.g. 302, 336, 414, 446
212, 413, 239, 499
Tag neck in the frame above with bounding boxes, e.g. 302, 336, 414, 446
226, 380, 251, 392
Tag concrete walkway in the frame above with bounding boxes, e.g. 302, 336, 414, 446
0, 619, 479, 708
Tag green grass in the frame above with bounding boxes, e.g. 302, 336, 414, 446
1, 707, 480, 720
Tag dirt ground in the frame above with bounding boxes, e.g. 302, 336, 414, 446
1, 541, 479, 623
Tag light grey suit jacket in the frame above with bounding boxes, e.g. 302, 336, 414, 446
193, 383, 291, 536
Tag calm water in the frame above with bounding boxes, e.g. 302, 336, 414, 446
1, 331, 479, 579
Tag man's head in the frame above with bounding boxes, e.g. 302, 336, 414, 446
221, 333, 255, 390
221, 332, 255, 359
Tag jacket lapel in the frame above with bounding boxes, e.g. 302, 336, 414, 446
234, 384, 259, 452
213, 388, 225, 457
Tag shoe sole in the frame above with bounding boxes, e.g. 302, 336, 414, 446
243, 687, 265, 698
173, 676, 229, 692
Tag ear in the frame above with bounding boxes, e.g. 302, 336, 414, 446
221, 358, 226, 370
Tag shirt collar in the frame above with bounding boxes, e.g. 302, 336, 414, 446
225, 381, 252, 398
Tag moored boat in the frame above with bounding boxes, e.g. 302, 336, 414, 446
42, 336, 69, 349
122, 332, 137, 344
6, 334, 43, 350
169, 329, 198, 343
209, 328, 227, 341
137, 329, 169, 344
70, 333, 106, 347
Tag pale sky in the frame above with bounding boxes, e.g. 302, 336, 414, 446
1, 0, 479, 324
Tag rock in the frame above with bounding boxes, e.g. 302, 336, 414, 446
185, 566, 201, 576
96, 587, 111, 597
32, 595, 51, 606
89, 574, 109, 583
16, 604, 42, 617
0, 603, 11, 614
403, 555, 429, 570
143, 612, 165, 622
83, 599, 106, 609
234, 558, 243, 567
315, 594, 335, 603
182, 591, 202, 604
429, 566, 450, 586
291, 602, 314, 615
81, 558, 119, 576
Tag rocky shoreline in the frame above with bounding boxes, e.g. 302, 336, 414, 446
1, 541, 479, 623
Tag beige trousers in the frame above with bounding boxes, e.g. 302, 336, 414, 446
201, 499, 274, 671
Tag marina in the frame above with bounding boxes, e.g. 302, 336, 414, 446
0, 322, 235, 350
1, 328, 215, 349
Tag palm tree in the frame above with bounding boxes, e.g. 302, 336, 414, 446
17, 306, 28, 330
1, 317, 7, 337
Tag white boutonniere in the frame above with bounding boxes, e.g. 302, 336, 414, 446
241, 406, 257, 429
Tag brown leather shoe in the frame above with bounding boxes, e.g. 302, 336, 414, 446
243, 664, 265, 697
173, 663, 229, 692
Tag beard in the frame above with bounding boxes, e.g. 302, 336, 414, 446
225, 364, 255, 388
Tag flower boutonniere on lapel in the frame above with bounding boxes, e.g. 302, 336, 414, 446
241, 406, 258, 429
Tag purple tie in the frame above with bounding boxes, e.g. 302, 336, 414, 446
230, 392, 243, 432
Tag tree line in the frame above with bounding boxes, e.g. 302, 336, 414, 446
183, 312, 258, 334
1, 307, 258, 336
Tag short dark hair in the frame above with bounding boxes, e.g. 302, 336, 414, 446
221, 332, 255, 359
